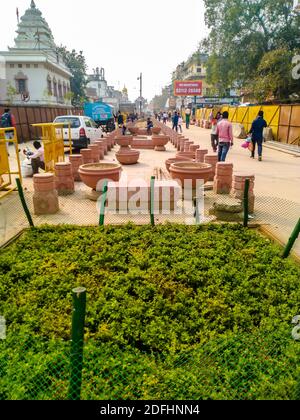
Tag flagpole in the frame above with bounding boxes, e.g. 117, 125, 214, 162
16, 8, 19, 24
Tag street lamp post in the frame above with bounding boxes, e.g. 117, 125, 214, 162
137, 73, 143, 116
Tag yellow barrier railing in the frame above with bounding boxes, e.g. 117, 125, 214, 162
197, 105, 282, 140
0, 127, 22, 199
31, 123, 72, 173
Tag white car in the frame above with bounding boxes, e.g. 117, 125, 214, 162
53, 115, 103, 150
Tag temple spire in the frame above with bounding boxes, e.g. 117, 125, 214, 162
31, 0, 36, 8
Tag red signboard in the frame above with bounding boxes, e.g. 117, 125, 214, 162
174, 80, 202, 96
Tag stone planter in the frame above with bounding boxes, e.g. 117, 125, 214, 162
152, 127, 161, 135
128, 127, 139, 135
204, 154, 218, 182
116, 136, 133, 147
78, 162, 122, 191
165, 157, 194, 172
55, 162, 74, 195
169, 162, 212, 189
33, 173, 59, 215
80, 149, 94, 164
69, 154, 84, 182
152, 135, 169, 151
115, 136, 139, 165
196, 149, 208, 163
116, 149, 140, 165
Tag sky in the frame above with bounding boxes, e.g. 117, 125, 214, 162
0, 0, 209, 102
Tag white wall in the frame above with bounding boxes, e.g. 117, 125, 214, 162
0, 63, 71, 106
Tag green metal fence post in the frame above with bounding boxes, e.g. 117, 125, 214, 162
243, 179, 250, 228
99, 180, 108, 226
68, 287, 87, 401
150, 176, 155, 227
282, 218, 300, 259
194, 197, 200, 225
16, 178, 34, 227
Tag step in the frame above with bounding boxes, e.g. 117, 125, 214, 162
265, 141, 300, 156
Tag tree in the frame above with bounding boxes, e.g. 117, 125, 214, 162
203, 0, 300, 100
57, 46, 87, 106
252, 49, 300, 102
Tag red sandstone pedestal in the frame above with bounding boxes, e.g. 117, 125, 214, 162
213, 163, 233, 194
69, 155, 84, 182
184, 142, 194, 152
89, 144, 101, 162
231, 173, 255, 213
190, 145, 200, 153
80, 149, 94, 164
204, 154, 218, 182
33, 173, 59, 215
55, 162, 75, 195
94, 141, 105, 160
196, 149, 208, 163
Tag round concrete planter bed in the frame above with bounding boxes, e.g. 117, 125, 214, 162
78, 163, 122, 190
169, 162, 212, 189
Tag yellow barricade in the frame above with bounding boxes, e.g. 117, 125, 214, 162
0, 127, 22, 199
31, 123, 71, 173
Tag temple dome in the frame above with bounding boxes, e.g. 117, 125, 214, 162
12, 0, 56, 51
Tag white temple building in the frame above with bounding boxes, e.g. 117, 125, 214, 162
0, 0, 72, 107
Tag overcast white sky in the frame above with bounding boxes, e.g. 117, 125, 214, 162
0, 0, 209, 102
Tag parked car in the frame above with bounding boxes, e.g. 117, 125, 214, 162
53, 115, 103, 150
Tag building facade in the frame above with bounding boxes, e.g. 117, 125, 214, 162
0, 1, 72, 107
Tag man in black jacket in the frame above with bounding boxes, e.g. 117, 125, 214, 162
249, 111, 267, 161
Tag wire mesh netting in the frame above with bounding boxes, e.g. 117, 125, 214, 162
0, 329, 299, 401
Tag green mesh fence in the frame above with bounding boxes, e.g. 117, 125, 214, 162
0, 329, 299, 400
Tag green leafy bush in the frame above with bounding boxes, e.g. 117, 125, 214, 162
0, 224, 299, 399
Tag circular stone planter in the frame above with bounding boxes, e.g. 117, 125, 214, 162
78, 162, 122, 190
165, 157, 194, 172
115, 136, 139, 165
128, 127, 139, 135
152, 127, 162, 135
169, 162, 212, 189
152, 135, 169, 151
116, 136, 133, 147
116, 149, 140, 165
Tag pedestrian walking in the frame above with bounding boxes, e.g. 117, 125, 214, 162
172, 112, 179, 132
117, 111, 124, 127
249, 110, 267, 161
216, 111, 233, 162
185, 107, 191, 129
178, 115, 183, 133
211, 112, 222, 153
0, 108, 17, 155
163, 112, 168, 124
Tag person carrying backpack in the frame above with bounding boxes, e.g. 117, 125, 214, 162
1, 108, 16, 155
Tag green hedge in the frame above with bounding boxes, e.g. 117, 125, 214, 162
0, 224, 299, 399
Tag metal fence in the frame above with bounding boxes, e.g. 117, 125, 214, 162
1, 294, 299, 401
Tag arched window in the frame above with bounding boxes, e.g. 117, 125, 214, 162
47, 75, 52, 95
53, 78, 58, 97
58, 81, 62, 98
63, 81, 67, 97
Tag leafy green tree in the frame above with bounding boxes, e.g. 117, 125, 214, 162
252, 49, 300, 102
203, 0, 300, 100
57, 46, 87, 106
